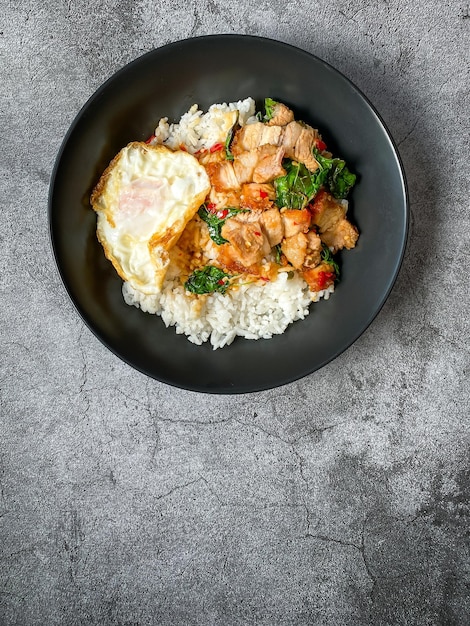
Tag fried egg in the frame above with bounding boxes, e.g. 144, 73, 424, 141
91, 142, 210, 294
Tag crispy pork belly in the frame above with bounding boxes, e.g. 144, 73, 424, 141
253, 145, 286, 183
232, 120, 320, 172
281, 232, 308, 269
292, 127, 320, 172
240, 183, 275, 210
231, 122, 283, 155
205, 161, 240, 192
309, 190, 358, 252
220, 217, 271, 266
233, 150, 259, 184
302, 262, 336, 292
321, 219, 359, 253
309, 190, 346, 231
260, 208, 284, 247
207, 187, 241, 210
281, 209, 311, 238
266, 102, 295, 127
304, 230, 323, 268
281, 121, 320, 171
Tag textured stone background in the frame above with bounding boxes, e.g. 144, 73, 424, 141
1, 1, 469, 624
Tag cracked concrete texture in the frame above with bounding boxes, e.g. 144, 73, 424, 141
1, 0, 469, 624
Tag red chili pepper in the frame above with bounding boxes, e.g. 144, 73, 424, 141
217, 209, 229, 219
317, 271, 335, 290
316, 139, 327, 151
217, 279, 226, 285
145, 134, 155, 144
206, 203, 217, 212
254, 231, 261, 236
259, 189, 268, 199
210, 142, 223, 153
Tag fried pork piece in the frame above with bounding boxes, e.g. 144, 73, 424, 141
220, 217, 271, 267
231, 122, 283, 155
252, 145, 286, 183
304, 231, 323, 268
302, 262, 336, 292
281, 208, 311, 238
234, 146, 285, 184
197, 148, 226, 166
240, 183, 275, 210
207, 145, 285, 191
233, 150, 258, 183
279, 121, 320, 172
278, 213, 320, 269
281, 232, 308, 269
309, 190, 345, 230
207, 187, 241, 210
321, 218, 359, 253
260, 208, 284, 247
266, 102, 295, 127
232, 120, 320, 172
309, 190, 359, 252
205, 161, 240, 192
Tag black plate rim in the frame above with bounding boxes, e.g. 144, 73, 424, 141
48, 34, 409, 394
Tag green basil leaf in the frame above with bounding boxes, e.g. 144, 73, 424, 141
274, 160, 328, 210
198, 205, 249, 245
273, 243, 282, 264
320, 244, 341, 282
264, 97, 279, 121
184, 266, 232, 295
225, 126, 235, 161
312, 148, 356, 199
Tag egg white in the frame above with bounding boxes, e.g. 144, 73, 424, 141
91, 142, 210, 294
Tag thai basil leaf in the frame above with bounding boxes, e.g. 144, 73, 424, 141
273, 243, 282, 264
321, 244, 340, 281
264, 97, 279, 121
198, 205, 249, 245
224, 126, 234, 161
329, 161, 356, 199
184, 266, 232, 295
313, 148, 356, 199
274, 160, 328, 210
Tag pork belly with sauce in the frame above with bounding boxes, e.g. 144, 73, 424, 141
220, 216, 271, 267
266, 102, 295, 127
232, 120, 320, 172
281, 232, 308, 269
302, 262, 336, 292
260, 208, 284, 247
240, 183, 275, 210
309, 190, 359, 252
231, 123, 283, 155
206, 145, 286, 192
281, 208, 311, 238
252, 145, 286, 183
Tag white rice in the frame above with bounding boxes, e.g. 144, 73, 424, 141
123, 275, 334, 350
122, 98, 335, 349
153, 97, 257, 154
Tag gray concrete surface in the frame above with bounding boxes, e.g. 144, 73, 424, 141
1, 1, 469, 624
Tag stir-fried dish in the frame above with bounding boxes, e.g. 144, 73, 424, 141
171, 98, 358, 296
91, 97, 359, 348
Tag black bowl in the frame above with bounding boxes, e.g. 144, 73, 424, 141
49, 35, 408, 394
